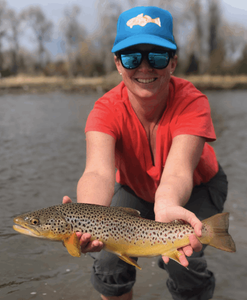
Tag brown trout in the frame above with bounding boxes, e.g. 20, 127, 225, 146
13, 203, 236, 269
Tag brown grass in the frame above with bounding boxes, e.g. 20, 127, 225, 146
1, 73, 247, 93
184, 74, 247, 90
0, 74, 104, 93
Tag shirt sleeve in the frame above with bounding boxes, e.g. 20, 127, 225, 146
85, 98, 120, 140
171, 93, 216, 142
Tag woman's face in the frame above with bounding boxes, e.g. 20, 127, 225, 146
114, 44, 177, 101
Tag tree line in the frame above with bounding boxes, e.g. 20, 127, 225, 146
0, 0, 246, 77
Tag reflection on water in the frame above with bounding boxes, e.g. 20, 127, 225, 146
0, 90, 246, 300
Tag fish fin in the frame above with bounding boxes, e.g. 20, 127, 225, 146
201, 213, 236, 252
118, 254, 142, 270
117, 207, 141, 217
63, 233, 81, 257
163, 250, 189, 269
153, 17, 161, 27
163, 249, 182, 264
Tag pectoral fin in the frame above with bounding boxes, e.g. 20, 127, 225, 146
118, 254, 142, 270
63, 233, 81, 257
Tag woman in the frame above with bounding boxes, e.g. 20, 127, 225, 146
63, 6, 227, 300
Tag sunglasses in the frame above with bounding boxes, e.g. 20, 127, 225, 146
117, 50, 172, 70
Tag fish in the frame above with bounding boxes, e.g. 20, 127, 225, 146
126, 13, 161, 29
13, 203, 236, 270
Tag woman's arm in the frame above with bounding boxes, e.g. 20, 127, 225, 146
63, 131, 116, 252
154, 134, 205, 266
77, 131, 116, 206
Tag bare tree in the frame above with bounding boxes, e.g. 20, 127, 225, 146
206, 0, 225, 74
96, 0, 122, 73
208, 0, 220, 54
235, 44, 247, 74
221, 21, 247, 65
0, 0, 7, 74
22, 6, 53, 70
5, 9, 24, 74
60, 5, 86, 77
184, 0, 205, 73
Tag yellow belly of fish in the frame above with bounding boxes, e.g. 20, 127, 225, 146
102, 236, 191, 269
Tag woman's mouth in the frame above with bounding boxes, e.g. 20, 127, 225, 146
136, 78, 157, 84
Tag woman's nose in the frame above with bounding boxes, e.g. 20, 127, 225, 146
138, 57, 153, 71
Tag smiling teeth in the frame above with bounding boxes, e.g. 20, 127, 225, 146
137, 78, 156, 83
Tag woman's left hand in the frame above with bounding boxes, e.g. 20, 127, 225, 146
155, 206, 203, 267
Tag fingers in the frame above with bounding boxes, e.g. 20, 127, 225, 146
187, 212, 202, 237
188, 234, 203, 252
84, 239, 104, 253
162, 236, 202, 267
180, 245, 193, 257
194, 222, 202, 237
76, 232, 104, 253
157, 207, 203, 268
63, 195, 72, 204
176, 236, 202, 266
61, 197, 103, 253
155, 206, 203, 237
162, 251, 189, 267
162, 255, 170, 264
177, 251, 189, 267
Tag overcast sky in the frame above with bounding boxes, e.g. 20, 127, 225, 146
6, 0, 247, 32
5, 0, 247, 57
6, 0, 247, 11
222, 0, 247, 10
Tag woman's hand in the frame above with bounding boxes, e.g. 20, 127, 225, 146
62, 196, 104, 253
155, 205, 203, 267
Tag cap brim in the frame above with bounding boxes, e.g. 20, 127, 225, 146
111, 34, 177, 53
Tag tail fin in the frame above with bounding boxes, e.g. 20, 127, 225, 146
202, 213, 236, 252
154, 17, 161, 27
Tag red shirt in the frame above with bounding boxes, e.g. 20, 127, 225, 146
85, 77, 218, 203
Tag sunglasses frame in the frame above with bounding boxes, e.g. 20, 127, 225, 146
116, 50, 174, 70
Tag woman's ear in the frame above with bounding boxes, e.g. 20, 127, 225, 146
170, 55, 178, 74
114, 55, 122, 75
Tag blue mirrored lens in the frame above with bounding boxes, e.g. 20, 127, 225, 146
148, 52, 170, 69
120, 53, 142, 69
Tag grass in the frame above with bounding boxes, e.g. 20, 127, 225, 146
0, 74, 104, 93
184, 74, 247, 90
1, 72, 247, 93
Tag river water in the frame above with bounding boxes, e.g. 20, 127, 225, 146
0, 90, 246, 300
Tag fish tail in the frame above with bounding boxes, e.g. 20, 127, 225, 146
153, 17, 161, 27
201, 212, 236, 252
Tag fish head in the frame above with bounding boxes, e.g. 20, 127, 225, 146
13, 206, 72, 240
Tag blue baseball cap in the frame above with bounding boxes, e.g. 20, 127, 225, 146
111, 6, 177, 53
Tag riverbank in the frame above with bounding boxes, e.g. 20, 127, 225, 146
1, 72, 247, 94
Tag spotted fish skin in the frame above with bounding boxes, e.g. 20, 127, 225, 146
13, 203, 236, 269
55, 203, 195, 243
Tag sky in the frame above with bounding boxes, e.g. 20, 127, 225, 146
4, 0, 247, 57
7, 0, 100, 33
6, 0, 247, 31
222, 0, 247, 11
6, 0, 247, 11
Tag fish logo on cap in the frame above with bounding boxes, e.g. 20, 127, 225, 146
127, 13, 161, 28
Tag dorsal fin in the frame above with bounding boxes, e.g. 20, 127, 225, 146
117, 207, 141, 217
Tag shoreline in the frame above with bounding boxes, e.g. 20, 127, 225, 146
1, 72, 247, 94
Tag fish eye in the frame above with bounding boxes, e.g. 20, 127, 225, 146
31, 218, 40, 225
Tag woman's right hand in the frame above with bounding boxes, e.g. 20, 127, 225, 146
62, 196, 104, 253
